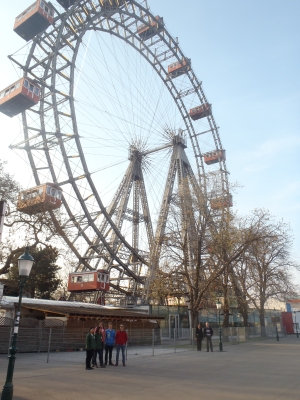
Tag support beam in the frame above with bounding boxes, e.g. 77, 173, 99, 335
132, 179, 140, 260
145, 134, 203, 296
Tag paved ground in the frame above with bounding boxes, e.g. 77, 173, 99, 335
0, 336, 299, 400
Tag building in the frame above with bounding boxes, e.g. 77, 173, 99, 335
0, 296, 163, 353
282, 299, 300, 334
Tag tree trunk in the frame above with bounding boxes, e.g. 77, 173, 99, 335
190, 308, 198, 329
222, 264, 231, 328
223, 309, 230, 327
241, 310, 249, 328
189, 307, 199, 345
259, 308, 266, 337
222, 293, 230, 328
259, 311, 265, 326
230, 272, 249, 327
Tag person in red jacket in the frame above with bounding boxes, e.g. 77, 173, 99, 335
115, 324, 128, 367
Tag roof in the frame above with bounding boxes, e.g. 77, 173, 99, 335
1, 296, 164, 320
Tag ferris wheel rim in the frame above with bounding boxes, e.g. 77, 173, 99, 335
16, 0, 229, 291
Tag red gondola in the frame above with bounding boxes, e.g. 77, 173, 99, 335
14, 1, 54, 42
0, 78, 40, 118
68, 270, 110, 293
189, 103, 211, 121
17, 183, 63, 215
210, 195, 233, 210
137, 16, 164, 40
203, 150, 226, 165
168, 58, 191, 78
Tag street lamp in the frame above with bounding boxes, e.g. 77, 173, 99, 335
1, 246, 34, 400
216, 299, 223, 352
293, 311, 299, 338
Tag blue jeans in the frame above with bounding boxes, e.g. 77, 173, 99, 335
116, 344, 126, 364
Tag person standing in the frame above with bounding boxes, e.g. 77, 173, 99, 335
105, 322, 116, 366
97, 320, 106, 367
93, 327, 106, 368
115, 324, 128, 367
86, 327, 96, 370
204, 322, 213, 352
195, 323, 203, 351
98, 320, 106, 343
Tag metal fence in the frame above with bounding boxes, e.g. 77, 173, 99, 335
0, 317, 287, 357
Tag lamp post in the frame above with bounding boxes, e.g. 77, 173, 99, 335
216, 299, 223, 352
293, 311, 299, 338
1, 247, 34, 400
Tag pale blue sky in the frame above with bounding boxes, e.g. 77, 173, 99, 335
149, 0, 300, 265
0, 1, 299, 278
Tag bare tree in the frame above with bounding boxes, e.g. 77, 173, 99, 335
149, 190, 227, 328
207, 209, 279, 327
0, 159, 67, 277
236, 214, 299, 329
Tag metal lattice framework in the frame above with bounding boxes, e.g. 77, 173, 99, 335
9, 0, 230, 300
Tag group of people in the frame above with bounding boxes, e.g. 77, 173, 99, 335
86, 320, 213, 368
85, 321, 128, 370
195, 322, 214, 352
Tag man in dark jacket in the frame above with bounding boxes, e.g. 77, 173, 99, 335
86, 327, 96, 370
204, 322, 213, 352
195, 323, 203, 351
115, 324, 128, 367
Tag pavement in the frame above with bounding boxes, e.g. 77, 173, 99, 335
0, 336, 299, 400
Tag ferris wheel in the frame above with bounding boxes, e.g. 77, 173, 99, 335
1, 0, 231, 302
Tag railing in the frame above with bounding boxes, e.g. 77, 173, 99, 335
0, 318, 287, 355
